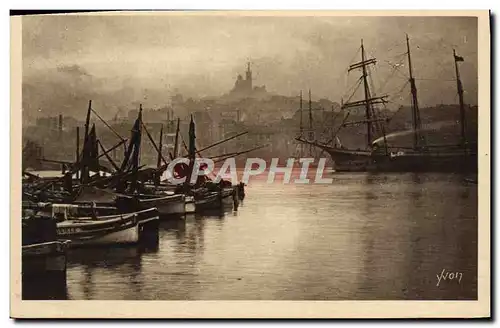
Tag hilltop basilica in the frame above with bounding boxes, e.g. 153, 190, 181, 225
226, 62, 268, 101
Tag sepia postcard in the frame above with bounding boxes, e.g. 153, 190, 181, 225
10, 10, 490, 319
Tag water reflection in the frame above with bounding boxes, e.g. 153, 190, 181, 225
67, 246, 144, 300
60, 173, 478, 300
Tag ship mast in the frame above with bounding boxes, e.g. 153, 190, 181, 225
342, 40, 387, 147
406, 34, 423, 150
453, 49, 467, 148
308, 89, 313, 136
360, 40, 373, 146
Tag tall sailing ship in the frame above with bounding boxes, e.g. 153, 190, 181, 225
293, 90, 326, 167
297, 35, 477, 173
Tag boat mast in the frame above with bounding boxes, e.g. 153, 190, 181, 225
308, 89, 313, 137
75, 126, 80, 180
342, 40, 387, 148
406, 34, 423, 150
360, 40, 373, 146
331, 105, 335, 145
299, 90, 303, 135
81, 100, 92, 183
173, 118, 180, 159
131, 105, 143, 172
155, 125, 163, 185
296, 90, 304, 158
186, 114, 196, 186
157, 125, 164, 169
308, 89, 314, 157
453, 49, 467, 148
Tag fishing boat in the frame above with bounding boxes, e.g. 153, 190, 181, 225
137, 193, 186, 216
194, 191, 221, 211
23, 201, 118, 220
193, 187, 235, 212
56, 208, 158, 246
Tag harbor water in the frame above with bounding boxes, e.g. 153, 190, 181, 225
31, 172, 478, 300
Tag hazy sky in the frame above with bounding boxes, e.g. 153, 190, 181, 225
22, 13, 478, 116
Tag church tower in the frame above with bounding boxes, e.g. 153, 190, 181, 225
245, 62, 253, 91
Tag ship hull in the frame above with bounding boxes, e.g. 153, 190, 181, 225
369, 150, 478, 173
324, 147, 477, 173
323, 147, 372, 172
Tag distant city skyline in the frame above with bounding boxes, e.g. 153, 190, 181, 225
23, 14, 478, 119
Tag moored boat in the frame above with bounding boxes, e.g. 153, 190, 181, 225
22, 215, 71, 299
56, 208, 158, 247
22, 239, 71, 300
194, 187, 234, 212
22, 240, 71, 277
194, 191, 220, 211
23, 201, 118, 220
138, 193, 186, 216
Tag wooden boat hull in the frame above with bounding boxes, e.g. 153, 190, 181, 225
22, 240, 71, 300
55, 209, 158, 246
22, 240, 71, 275
138, 194, 186, 216
221, 188, 234, 205
195, 192, 220, 211
58, 222, 139, 247
81, 224, 139, 246
23, 202, 118, 220
185, 196, 196, 213
195, 188, 234, 212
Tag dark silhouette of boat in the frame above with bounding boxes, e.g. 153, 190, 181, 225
297, 35, 477, 173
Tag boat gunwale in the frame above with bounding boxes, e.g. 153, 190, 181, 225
56, 208, 158, 225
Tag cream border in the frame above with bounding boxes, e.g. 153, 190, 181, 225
10, 10, 490, 319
